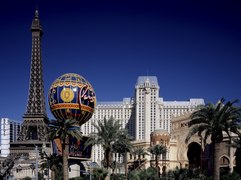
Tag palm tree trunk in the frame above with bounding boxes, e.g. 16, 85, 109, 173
124, 153, 128, 180
63, 138, 69, 180
213, 142, 220, 180
105, 148, 111, 180
138, 155, 141, 168
155, 155, 159, 178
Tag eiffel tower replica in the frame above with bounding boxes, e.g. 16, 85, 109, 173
0, 9, 50, 177
13, 8, 49, 148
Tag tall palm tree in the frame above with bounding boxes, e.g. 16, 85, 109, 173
148, 144, 167, 178
131, 146, 148, 169
112, 131, 133, 178
84, 117, 128, 179
48, 119, 82, 180
185, 98, 241, 180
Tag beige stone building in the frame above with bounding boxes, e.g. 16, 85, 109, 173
126, 112, 238, 176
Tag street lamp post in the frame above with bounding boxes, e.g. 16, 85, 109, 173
35, 146, 38, 180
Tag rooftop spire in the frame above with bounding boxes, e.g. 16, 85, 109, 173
31, 7, 42, 34
35, 6, 39, 18
25, 9, 46, 117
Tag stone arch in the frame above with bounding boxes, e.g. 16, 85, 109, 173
28, 126, 38, 140
187, 142, 201, 169
219, 155, 230, 175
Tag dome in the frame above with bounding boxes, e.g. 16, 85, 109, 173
151, 129, 170, 145
48, 73, 96, 126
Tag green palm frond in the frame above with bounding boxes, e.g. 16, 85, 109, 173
84, 116, 132, 168
148, 144, 167, 156
113, 130, 133, 154
48, 119, 82, 140
131, 146, 148, 157
186, 98, 241, 145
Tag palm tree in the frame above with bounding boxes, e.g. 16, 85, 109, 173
185, 98, 241, 180
112, 131, 133, 178
148, 144, 167, 178
48, 119, 82, 180
84, 117, 128, 179
131, 146, 148, 169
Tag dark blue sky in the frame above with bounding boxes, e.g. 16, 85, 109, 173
1, 0, 241, 121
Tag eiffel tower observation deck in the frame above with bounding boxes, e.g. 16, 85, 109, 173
0, 9, 51, 178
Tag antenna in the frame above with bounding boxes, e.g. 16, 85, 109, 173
35, 6, 39, 17
146, 69, 149, 77
34, 0, 39, 16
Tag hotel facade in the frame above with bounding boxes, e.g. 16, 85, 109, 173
0, 118, 21, 157
81, 76, 205, 164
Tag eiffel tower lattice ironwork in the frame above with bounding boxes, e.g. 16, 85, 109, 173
17, 9, 49, 142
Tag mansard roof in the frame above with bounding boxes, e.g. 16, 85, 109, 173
136, 76, 159, 87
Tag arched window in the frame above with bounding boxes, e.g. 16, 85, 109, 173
219, 156, 230, 175
219, 156, 229, 166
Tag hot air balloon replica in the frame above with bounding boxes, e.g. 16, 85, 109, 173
48, 73, 96, 126
48, 73, 96, 160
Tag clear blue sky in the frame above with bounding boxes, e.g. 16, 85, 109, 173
1, 0, 241, 121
